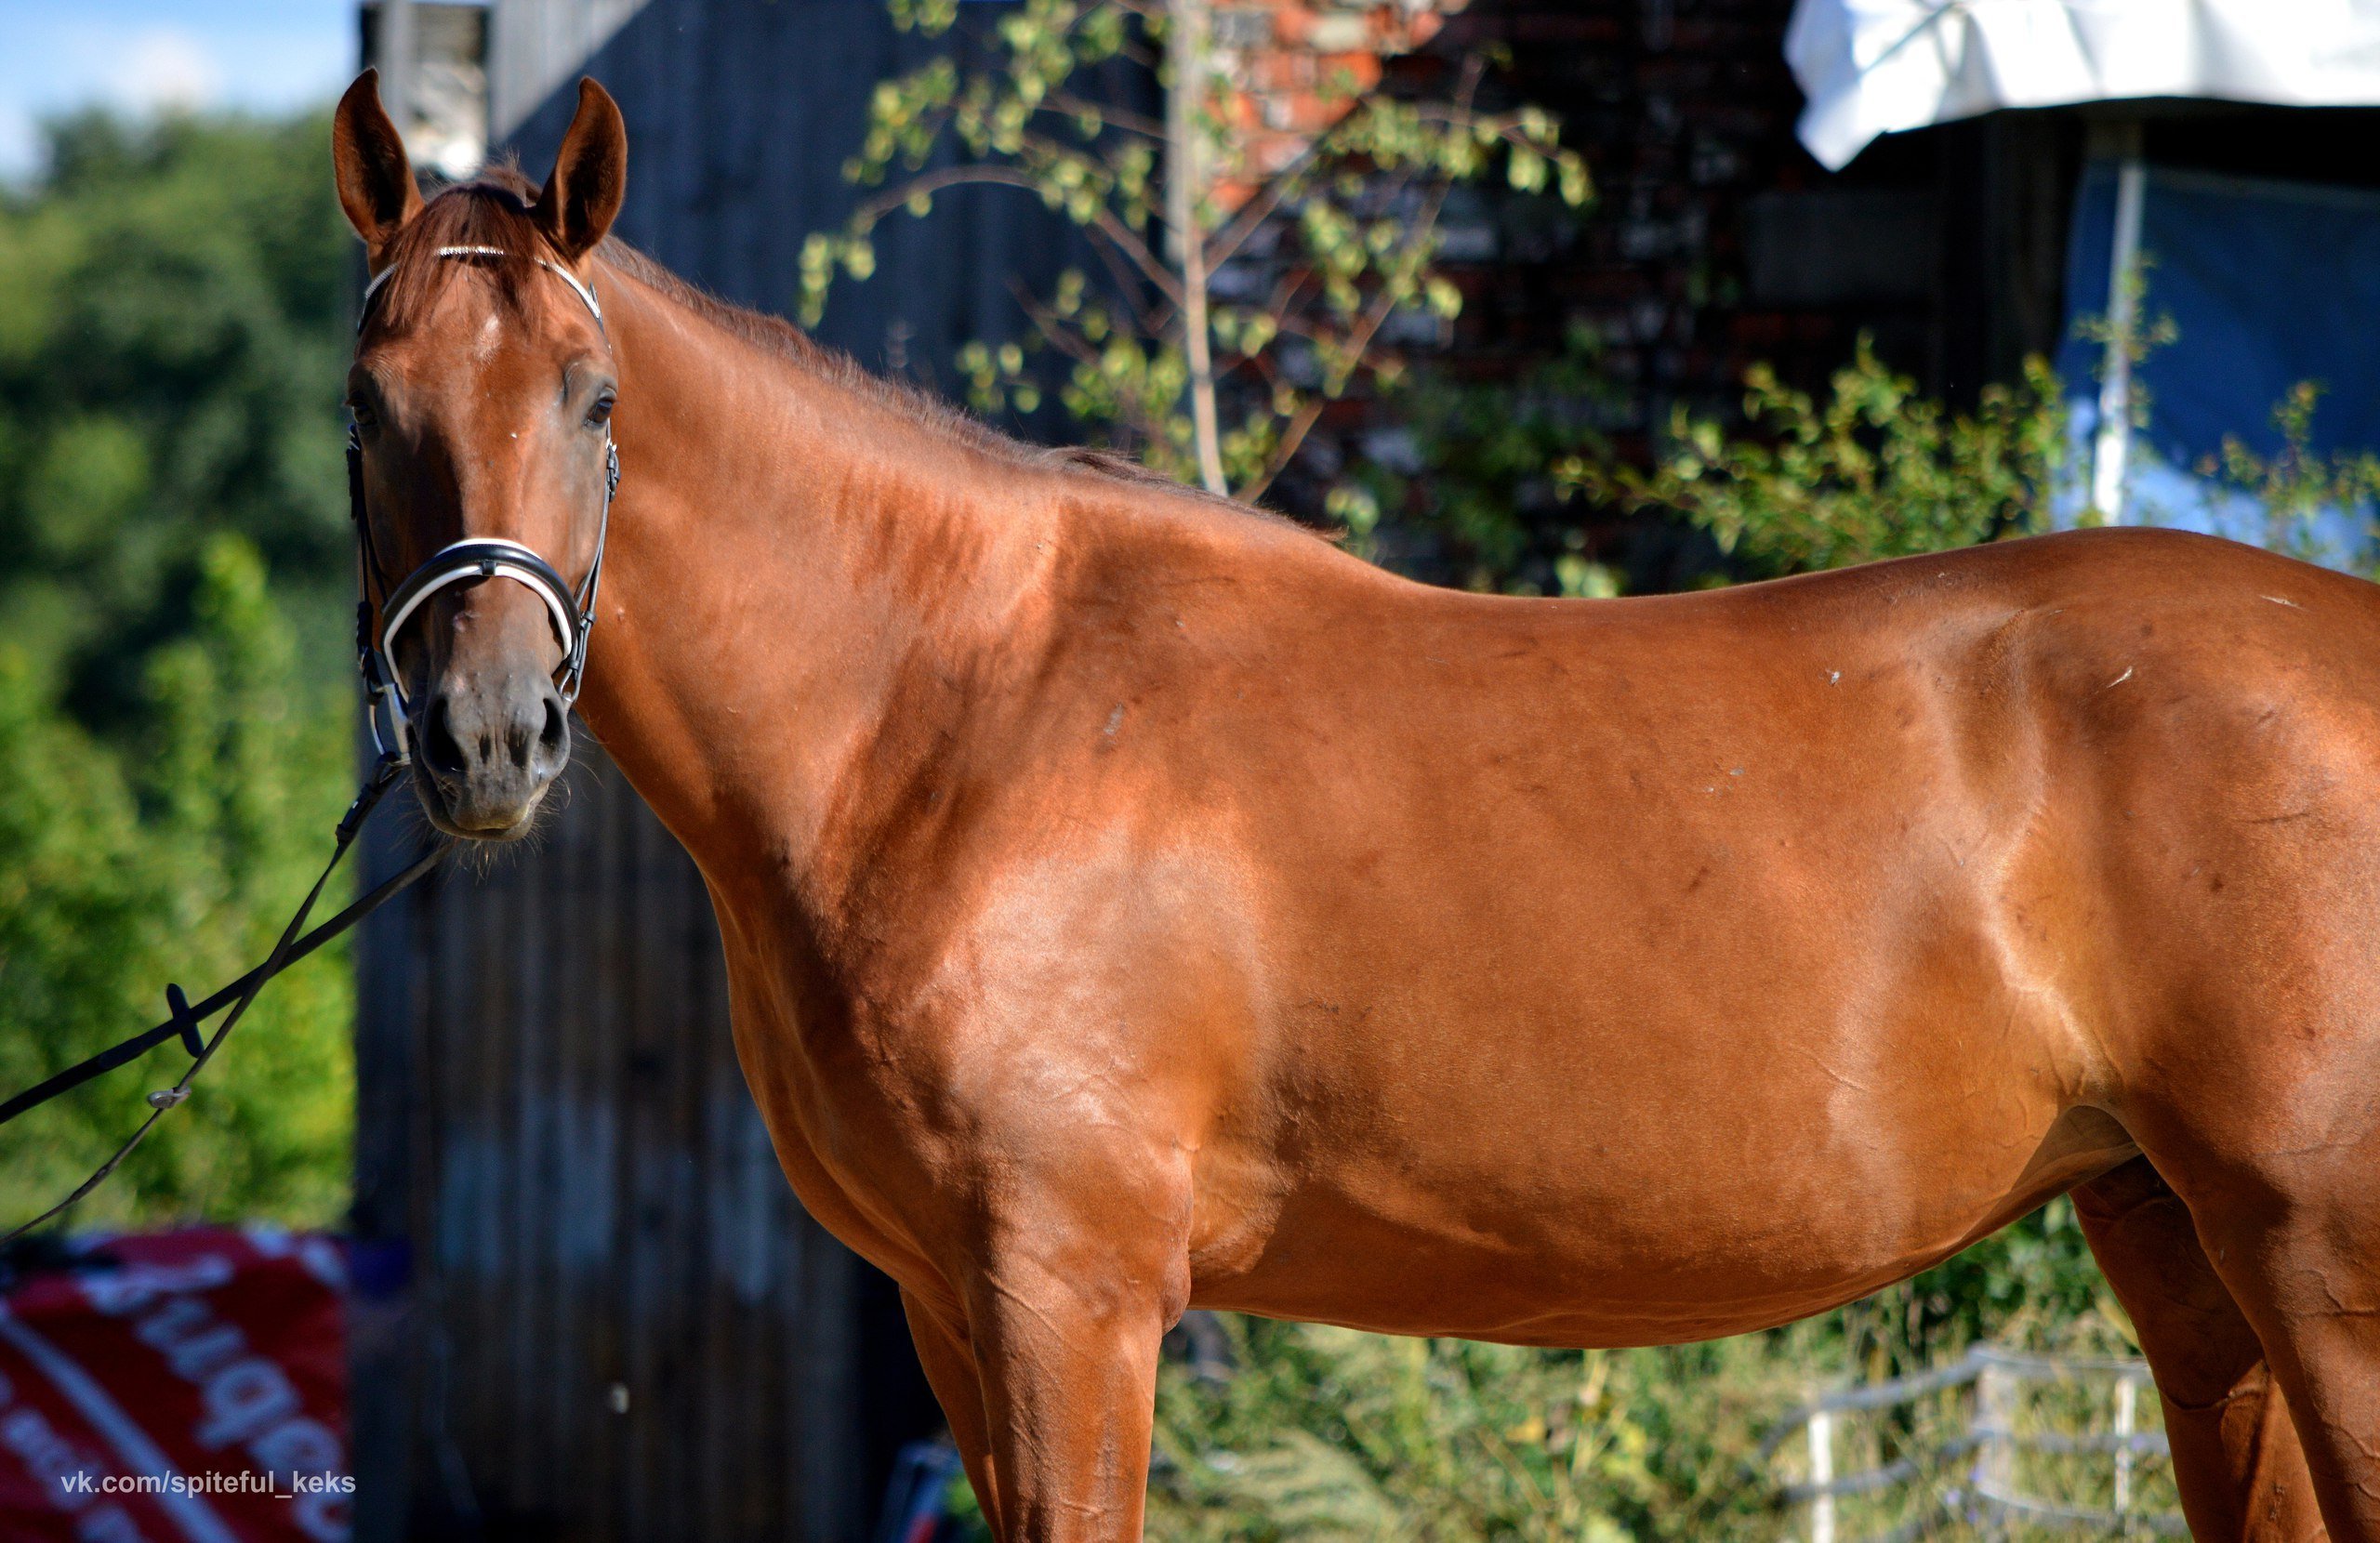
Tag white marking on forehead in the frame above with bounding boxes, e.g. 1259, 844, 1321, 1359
471, 312, 503, 363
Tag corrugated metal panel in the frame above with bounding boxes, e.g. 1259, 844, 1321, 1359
354, 7, 1103, 1536
354, 744, 911, 1543
488, 0, 1102, 387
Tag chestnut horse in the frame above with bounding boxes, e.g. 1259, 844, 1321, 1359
335, 73, 2375, 1540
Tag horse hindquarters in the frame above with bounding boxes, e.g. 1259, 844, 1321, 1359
2073, 1160, 2326, 1541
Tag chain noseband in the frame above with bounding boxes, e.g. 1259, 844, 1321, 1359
350, 245, 620, 764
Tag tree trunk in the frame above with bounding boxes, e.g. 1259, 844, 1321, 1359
1167, 0, 1227, 496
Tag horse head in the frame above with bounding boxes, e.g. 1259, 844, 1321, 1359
333, 70, 627, 838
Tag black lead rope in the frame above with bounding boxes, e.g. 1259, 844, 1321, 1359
0, 756, 453, 1245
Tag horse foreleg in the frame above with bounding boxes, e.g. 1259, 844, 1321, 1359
956, 1232, 1169, 1542
903, 1286, 1008, 1536
2074, 1159, 2327, 1541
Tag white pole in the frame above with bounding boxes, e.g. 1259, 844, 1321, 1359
2114, 1375, 2137, 1514
2091, 152, 2148, 522
1977, 1362, 2016, 1505
1808, 1406, 1835, 1543
378, 0, 416, 138
1167, 0, 1226, 497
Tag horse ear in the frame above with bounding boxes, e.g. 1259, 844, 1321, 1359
535, 79, 628, 262
331, 70, 422, 257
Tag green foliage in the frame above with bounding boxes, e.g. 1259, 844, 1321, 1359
0, 109, 353, 724
1141, 1319, 1832, 1542
0, 110, 357, 1228
1838, 1196, 2131, 1383
2068, 252, 2175, 459
806, 0, 1588, 499
1568, 336, 2068, 579
2195, 380, 2380, 569
0, 536, 352, 1227
1332, 325, 1620, 595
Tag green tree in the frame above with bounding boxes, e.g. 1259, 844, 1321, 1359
0, 108, 352, 722
804, 0, 1586, 500
1329, 323, 1622, 595
2199, 379, 2380, 569
0, 536, 352, 1227
0, 109, 357, 1229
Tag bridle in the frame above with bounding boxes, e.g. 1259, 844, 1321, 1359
350, 244, 621, 764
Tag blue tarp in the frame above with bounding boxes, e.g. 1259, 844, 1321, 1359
2056, 161, 2380, 563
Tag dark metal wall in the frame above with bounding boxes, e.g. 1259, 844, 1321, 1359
352, 4, 1085, 1539
353, 746, 922, 1543
490, 0, 1090, 393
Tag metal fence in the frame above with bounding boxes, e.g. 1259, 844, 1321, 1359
1766, 1346, 2181, 1541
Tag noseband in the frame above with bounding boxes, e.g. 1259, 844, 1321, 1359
350, 245, 621, 764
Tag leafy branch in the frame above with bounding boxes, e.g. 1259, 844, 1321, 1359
1565, 336, 2068, 577
801, 0, 1589, 501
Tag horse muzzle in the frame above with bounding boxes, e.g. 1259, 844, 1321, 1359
362, 535, 596, 839
412, 666, 571, 837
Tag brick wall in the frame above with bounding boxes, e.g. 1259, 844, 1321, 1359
1209, 2, 1464, 201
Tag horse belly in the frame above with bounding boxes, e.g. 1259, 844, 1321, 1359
1187, 808, 2122, 1344
1189, 975, 2128, 1343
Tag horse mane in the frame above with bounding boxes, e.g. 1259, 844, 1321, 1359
372, 170, 1281, 521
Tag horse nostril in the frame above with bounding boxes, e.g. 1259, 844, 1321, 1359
535, 692, 569, 771
422, 695, 469, 780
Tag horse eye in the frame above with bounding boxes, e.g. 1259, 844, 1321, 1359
348, 399, 378, 431
585, 392, 615, 429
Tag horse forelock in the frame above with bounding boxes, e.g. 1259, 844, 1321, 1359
368, 169, 552, 336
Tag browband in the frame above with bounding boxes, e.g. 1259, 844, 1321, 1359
358, 245, 605, 333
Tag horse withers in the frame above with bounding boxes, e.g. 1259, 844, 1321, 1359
335, 71, 2375, 1541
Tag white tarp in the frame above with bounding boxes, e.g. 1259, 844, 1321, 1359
1786, 0, 2380, 170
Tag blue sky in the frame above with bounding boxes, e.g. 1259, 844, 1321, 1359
0, 1, 359, 180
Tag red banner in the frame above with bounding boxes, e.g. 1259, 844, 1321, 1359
0, 1230, 350, 1543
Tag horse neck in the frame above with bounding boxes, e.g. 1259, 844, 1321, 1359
571, 266, 1054, 914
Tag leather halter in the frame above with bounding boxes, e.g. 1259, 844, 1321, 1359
350, 245, 620, 764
